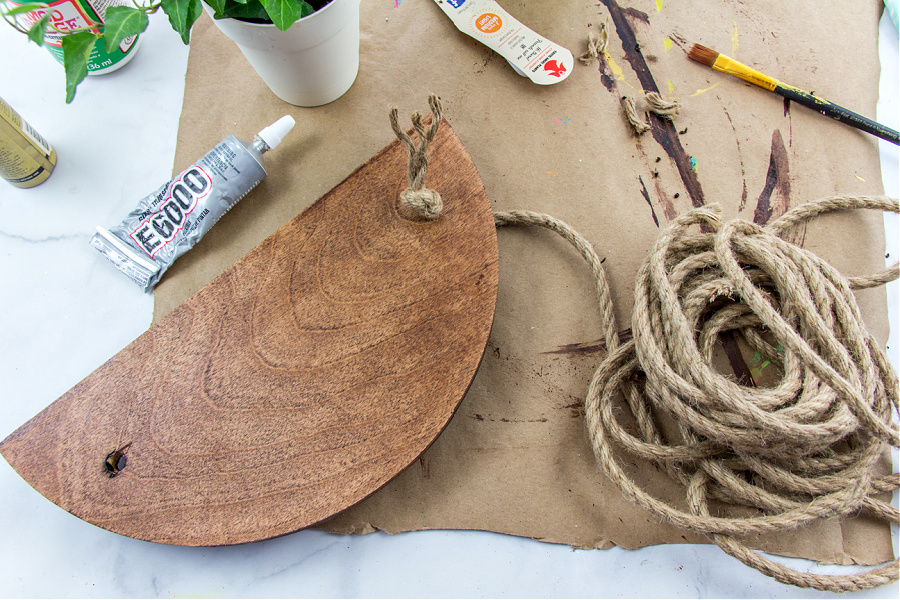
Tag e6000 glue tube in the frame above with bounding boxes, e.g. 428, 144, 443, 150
91, 116, 295, 291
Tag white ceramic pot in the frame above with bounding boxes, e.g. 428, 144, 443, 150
204, 0, 362, 107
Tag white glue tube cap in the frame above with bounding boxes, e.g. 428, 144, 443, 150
257, 116, 296, 150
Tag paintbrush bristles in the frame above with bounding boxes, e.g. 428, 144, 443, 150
688, 44, 719, 67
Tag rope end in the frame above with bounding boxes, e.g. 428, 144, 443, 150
391, 95, 445, 221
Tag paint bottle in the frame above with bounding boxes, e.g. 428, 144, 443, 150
0, 96, 57, 188
5, 0, 141, 75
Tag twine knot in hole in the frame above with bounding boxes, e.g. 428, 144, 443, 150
390, 94, 444, 221
494, 195, 900, 592
400, 188, 443, 221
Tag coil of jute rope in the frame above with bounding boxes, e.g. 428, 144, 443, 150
495, 198, 899, 592
392, 99, 899, 591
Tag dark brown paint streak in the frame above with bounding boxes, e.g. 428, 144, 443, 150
546, 329, 634, 356
639, 176, 661, 227
722, 106, 750, 212
598, 0, 758, 388
719, 331, 756, 387
600, 71, 616, 92
600, 0, 705, 208
753, 130, 791, 225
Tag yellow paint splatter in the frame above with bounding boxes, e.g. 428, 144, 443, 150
668, 79, 675, 94
606, 56, 635, 89
663, 37, 674, 53
856, 175, 866, 182
656, 0, 664, 12
732, 23, 739, 55
690, 82, 721, 97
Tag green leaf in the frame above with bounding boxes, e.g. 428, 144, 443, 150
259, 0, 310, 31
217, 0, 268, 21
103, 6, 149, 53
26, 13, 51, 46
204, 0, 227, 15
103, 6, 150, 52
160, 0, 203, 44
3, 3, 49, 17
62, 31, 98, 103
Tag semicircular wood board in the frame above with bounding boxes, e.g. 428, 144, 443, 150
0, 119, 499, 546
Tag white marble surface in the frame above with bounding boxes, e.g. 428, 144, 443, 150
1, 9, 898, 600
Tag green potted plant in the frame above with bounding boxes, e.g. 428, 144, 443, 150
1, 0, 361, 106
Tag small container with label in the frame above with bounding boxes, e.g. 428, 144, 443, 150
0, 96, 57, 188
5, 0, 141, 75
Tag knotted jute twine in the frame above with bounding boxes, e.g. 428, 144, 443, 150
390, 95, 444, 220
579, 23, 610, 65
644, 91, 680, 120
620, 92, 682, 135
393, 100, 900, 591
620, 96, 652, 135
579, 30, 681, 134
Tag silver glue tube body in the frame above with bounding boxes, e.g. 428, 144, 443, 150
91, 116, 295, 291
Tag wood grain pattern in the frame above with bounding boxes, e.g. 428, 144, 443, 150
0, 120, 498, 546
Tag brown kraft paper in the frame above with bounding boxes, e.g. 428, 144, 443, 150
153, 0, 894, 565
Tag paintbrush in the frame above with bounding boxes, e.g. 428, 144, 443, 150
688, 44, 899, 145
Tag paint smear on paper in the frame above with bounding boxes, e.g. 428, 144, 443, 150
639, 176, 661, 227
732, 22, 739, 55
395, 0, 401, 7
600, 0, 706, 210
689, 156, 698, 172
749, 345, 783, 384
753, 130, 791, 225
668, 79, 674, 94
690, 82, 721, 97
656, 0, 664, 12
749, 352, 772, 384
606, 56, 635, 89
545, 171, 559, 175
554, 118, 572, 125
855, 175, 866, 182
663, 37, 674, 53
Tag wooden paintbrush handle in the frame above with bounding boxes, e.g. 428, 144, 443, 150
774, 84, 900, 145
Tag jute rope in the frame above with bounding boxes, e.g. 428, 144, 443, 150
579, 23, 610, 65
391, 101, 899, 590
644, 91, 680, 120
495, 197, 900, 592
390, 95, 444, 220
621, 96, 651, 135
621, 93, 682, 134
579, 30, 680, 133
